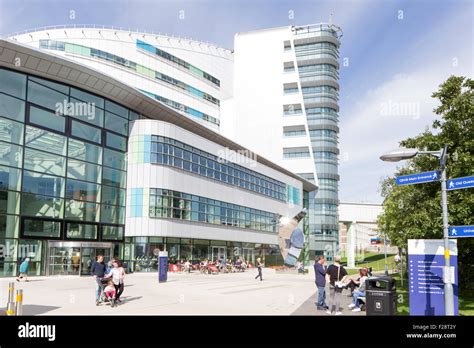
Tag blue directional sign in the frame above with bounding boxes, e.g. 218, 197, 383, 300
449, 225, 474, 238
396, 170, 441, 186
447, 175, 474, 191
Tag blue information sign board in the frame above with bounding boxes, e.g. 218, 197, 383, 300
396, 171, 440, 186
158, 251, 168, 283
447, 175, 474, 191
449, 225, 474, 238
408, 239, 458, 315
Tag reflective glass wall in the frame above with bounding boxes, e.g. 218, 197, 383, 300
0, 67, 132, 276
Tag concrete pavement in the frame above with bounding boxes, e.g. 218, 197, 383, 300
0, 268, 365, 315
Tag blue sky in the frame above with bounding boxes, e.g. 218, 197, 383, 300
0, 0, 472, 202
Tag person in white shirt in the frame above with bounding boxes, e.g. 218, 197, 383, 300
105, 260, 125, 303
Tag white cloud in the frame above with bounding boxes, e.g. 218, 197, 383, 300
339, 61, 471, 203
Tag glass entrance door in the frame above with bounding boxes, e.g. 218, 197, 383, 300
80, 247, 112, 276
211, 246, 226, 261
242, 248, 255, 265
49, 246, 81, 276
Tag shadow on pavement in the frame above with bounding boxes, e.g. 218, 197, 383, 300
21, 304, 61, 315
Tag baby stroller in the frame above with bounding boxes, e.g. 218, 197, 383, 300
98, 278, 112, 304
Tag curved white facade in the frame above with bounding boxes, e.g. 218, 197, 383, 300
127, 119, 307, 245
11, 27, 234, 131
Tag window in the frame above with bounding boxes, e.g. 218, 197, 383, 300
68, 138, 102, 164
0, 190, 20, 215
105, 100, 128, 119
103, 148, 126, 170
0, 93, 25, 122
65, 179, 100, 202
66, 222, 97, 240
102, 225, 124, 241
0, 214, 19, 239
101, 204, 125, 224
22, 218, 61, 238
69, 98, 104, 128
23, 148, 65, 176
27, 80, 68, 111
22, 171, 63, 197
102, 167, 126, 188
67, 159, 101, 183
70, 88, 104, 109
106, 132, 127, 151
71, 120, 101, 144
0, 141, 23, 168
101, 186, 125, 206
0, 117, 24, 145
0, 69, 27, 99
105, 112, 128, 136
29, 106, 66, 133
0, 165, 22, 191
65, 200, 99, 222
25, 126, 67, 156
29, 76, 69, 95
21, 193, 63, 218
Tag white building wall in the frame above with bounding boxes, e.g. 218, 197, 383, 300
126, 119, 306, 244
220, 27, 316, 181
12, 28, 234, 130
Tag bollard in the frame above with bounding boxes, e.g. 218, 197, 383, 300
7, 282, 14, 305
6, 301, 15, 316
15, 289, 23, 316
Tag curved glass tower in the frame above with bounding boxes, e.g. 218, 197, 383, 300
293, 24, 341, 260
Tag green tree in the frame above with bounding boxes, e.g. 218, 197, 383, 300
378, 76, 474, 290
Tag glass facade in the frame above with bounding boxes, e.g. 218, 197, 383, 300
150, 136, 287, 201
0, 67, 128, 276
292, 25, 341, 258
123, 236, 283, 271
149, 188, 279, 232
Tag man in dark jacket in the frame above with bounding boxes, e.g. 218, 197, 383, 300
91, 255, 107, 306
314, 255, 328, 310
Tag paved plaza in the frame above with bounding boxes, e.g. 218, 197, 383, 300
0, 269, 363, 316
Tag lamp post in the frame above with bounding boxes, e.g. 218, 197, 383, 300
380, 146, 454, 316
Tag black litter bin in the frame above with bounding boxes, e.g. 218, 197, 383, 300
365, 276, 396, 316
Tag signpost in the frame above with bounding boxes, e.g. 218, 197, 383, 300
447, 175, 474, 191
396, 170, 440, 186
158, 251, 168, 283
449, 225, 474, 238
408, 239, 458, 316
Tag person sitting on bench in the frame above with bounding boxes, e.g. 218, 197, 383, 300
348, 267, 369, 312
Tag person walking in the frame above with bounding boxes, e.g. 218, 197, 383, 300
91, 255, 107, 306
326, 255, 348, 315
255, 257, 264, 281
16, 258, 30, 282
105, 259, 126, 303
314, 255, 328, 310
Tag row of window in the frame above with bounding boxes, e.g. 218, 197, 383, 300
283, 129, 306, 137
298, 64, 338, 74
305, 107, 338, 116
20, 217, 123, 241
302, 85, 338, 95
150, 136, 287, 201
139, 89, 219, 126
136, 40, 220, 87
0, 68, 137, 123
149, 188, 279, 232
39, 40, 220, 107
0, 189, 125, 225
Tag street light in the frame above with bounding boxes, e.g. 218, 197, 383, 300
380, 145, 454, 316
